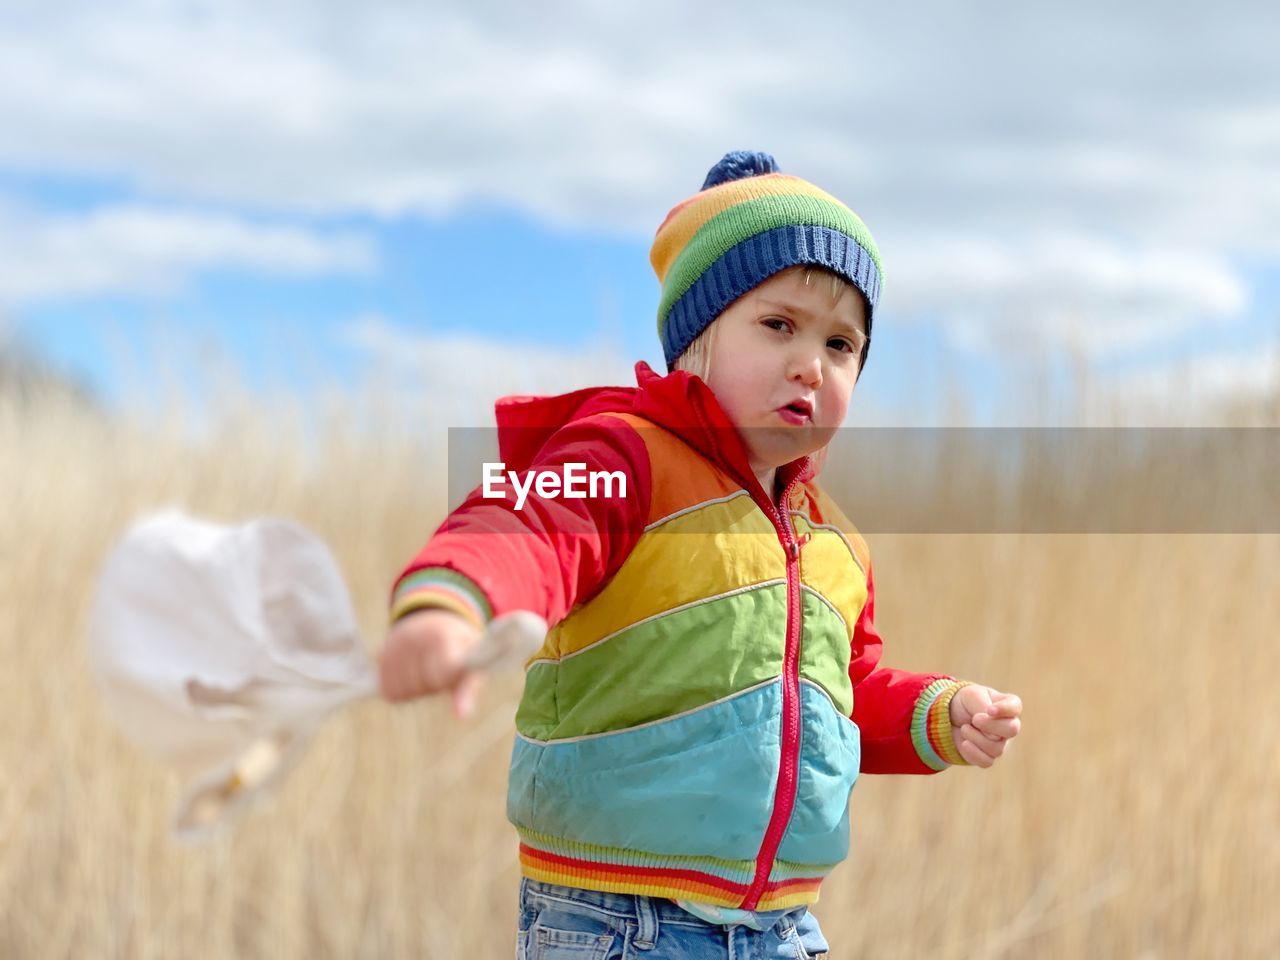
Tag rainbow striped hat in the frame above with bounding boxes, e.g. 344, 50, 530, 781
650, 150, 883, 370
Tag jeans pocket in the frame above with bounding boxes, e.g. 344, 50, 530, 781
526, 904, 619, 960
529, 926, 616, 960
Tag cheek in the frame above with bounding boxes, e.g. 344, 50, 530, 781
832, 394, 851, 424
707, 358, 770, 418
702, 371, 749, 425
820, 376, 856, 425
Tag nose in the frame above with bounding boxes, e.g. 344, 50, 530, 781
788, 345, 823, 389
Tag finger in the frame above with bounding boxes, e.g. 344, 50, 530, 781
962, 724, 1006, 759
452, 670, 487, 719
378, 649, 406, 702
974, 716, 1020, 740
958, 736, 993, 768
966, 717, 1006, 743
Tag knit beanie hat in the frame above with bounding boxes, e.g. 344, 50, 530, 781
650, 150, 883, 371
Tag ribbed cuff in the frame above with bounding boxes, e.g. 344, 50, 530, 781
390, 567, 492, 628
910, 678, 971, 770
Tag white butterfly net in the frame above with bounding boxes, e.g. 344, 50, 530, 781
87, 509, 543, 841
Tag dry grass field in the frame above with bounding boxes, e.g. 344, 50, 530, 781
1, 374, 1276, 958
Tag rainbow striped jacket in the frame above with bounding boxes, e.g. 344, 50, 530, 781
390, 361, 967, 910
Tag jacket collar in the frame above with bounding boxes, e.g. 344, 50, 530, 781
494, 361, 815, 501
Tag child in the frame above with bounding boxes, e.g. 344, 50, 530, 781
380, 150, 1023, 958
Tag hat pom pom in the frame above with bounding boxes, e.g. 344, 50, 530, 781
701, 150, 779, 190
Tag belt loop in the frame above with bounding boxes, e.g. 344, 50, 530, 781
631, 893, 659, 951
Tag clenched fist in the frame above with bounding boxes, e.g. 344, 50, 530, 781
949, 684, 1023, 768
379, 608, 486, 717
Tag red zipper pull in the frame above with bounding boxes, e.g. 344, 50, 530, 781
787, 532, 812, 561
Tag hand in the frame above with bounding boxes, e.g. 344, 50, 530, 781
378, 608, 486, 718
948, 684, 1022, 768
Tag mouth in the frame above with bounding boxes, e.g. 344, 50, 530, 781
776, 399, 813, 425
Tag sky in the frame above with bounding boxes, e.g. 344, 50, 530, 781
2, 0, 1279, 428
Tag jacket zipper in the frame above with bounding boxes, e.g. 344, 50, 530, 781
742, 477, 807, 910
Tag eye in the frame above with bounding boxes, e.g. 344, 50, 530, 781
827, 337, 855, 353
762, 317, 791, 333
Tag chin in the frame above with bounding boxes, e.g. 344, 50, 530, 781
754, 442, 817, 470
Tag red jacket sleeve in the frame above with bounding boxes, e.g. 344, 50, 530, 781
388, 413, 652, 628
849, 562, 967, 774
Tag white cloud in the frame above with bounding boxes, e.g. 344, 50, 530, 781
886, 231, 1249, 356
2, 0, 1279, 352
1, 2, 1274, 233
1089, 345, 1280, 425
337, 312, 638, 426
0, 199, 375, 304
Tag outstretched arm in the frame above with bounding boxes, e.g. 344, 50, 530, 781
388, 413, 652, 629
381, 414, 652, 708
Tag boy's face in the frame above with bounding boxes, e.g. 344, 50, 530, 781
702, 266, 867, 476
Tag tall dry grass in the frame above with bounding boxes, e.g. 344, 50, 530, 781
0, 370, 1277, 958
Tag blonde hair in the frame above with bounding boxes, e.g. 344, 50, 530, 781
673, 317, 719, 381
672, 266, 858, 382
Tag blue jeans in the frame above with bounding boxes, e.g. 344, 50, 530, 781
517, 878, 830, 959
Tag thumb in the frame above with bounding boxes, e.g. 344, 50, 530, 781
451, 670, 487, 719
950, 682, 992, 726
988, 690, 1022, 719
